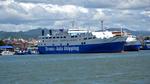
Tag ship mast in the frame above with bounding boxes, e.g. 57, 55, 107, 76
101, 20, 104, 31
71, 20, 75, 28
120, 26, 123, 36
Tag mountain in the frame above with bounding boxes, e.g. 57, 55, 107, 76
0, 28, 49, 39
107, 28, 150, 36
0, 28, 150, 39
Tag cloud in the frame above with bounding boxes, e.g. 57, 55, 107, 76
15, 0, 150, 9
117, 0, 150, 9
141, 11, 150, 17
0, 0, 89, 22
93, 9, 109, 20
16, 0, 85, 6
0, 0, 149, 32
0, 0, 91, 31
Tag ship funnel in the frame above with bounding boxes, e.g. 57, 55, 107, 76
42, 30, 44, 36
49, 30, 52, 35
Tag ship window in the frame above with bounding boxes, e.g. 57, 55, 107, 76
42, 37, 45, 39
71, 36, 74, 38
84, 38, 87, 40
81, 42, 86, 45
71, 36, 78, 38
64, 36, 66, 38
42, 40, 44, 42
93, 36, 96, 39
57, 37, 59, 38
60, 37, 63, 38
53, 37, 55, 39
67, 43, 69, 46
88, 37, 92, 39
49, 37, 51, 39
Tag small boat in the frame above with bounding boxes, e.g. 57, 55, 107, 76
111, 31, 141, 51
124, 35, 141, 51
15, 50, 28, 55
27, 46, 38, 54
1, 50, 15, 56
141, 40, 150, 50
0, 45, 15, 56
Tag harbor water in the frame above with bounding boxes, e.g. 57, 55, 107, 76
0, 50, 150, 84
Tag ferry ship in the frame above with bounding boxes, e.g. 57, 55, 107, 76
37, 29, 127, 54
112, 31, 141, 51
124, 35, 141, 51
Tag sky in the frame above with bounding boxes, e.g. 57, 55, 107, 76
0, 0, 150, 32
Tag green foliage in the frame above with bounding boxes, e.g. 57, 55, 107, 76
144, 36, 150, 40
0, 40, 5, 46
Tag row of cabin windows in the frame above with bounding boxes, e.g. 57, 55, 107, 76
42, 36, 95, 42
40, 42, 86, 46
42, 36, 96, 40
71, 36, 78, 38
81, 42, 86, 45
42, 36, 66, 39
42, 35, 80, 39
40, 43, 69, 46
84, 36, 96, 40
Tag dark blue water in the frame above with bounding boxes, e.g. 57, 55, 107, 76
0, 50, 150, 84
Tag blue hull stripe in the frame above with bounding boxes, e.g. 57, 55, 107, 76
141, 45, 150, 50
38, 42, 125, 54
124, 45, 141, 51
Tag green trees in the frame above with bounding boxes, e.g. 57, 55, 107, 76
0, 40, 5, 46
144, 36, 150, 40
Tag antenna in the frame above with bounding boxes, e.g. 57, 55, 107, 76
71, 20, 75, 28
101, 20, 104, 31
121, 26, 123, 36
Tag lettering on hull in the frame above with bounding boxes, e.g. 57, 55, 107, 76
45, 47, 79, 51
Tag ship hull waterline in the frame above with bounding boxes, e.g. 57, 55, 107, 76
124, 45, 141, 51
